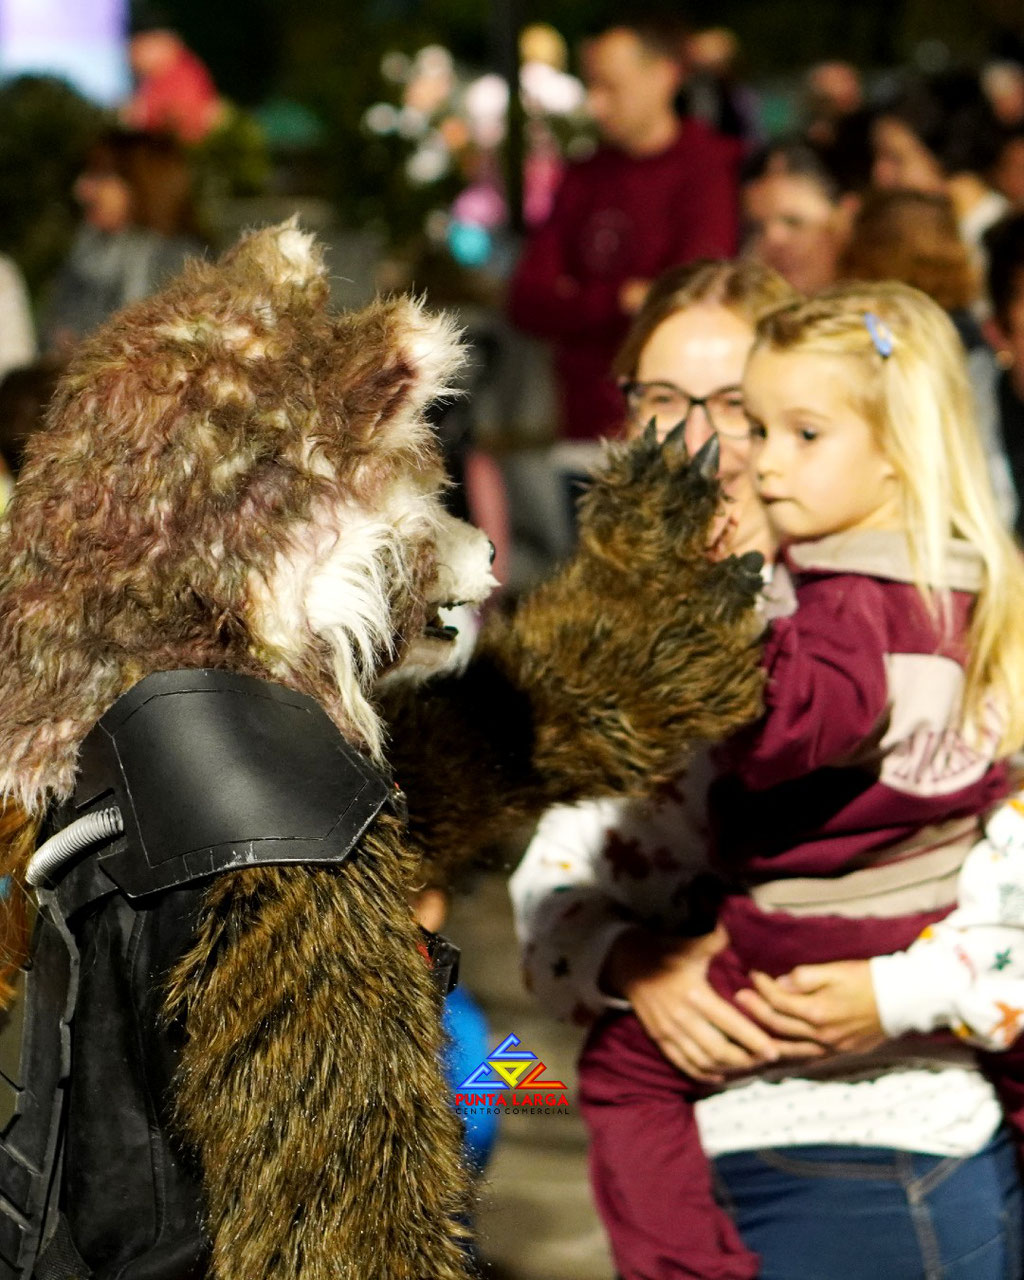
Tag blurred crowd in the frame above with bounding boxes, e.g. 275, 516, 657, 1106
0, 3, 228, 505
5, 12, 1024, 577
358, 15, 1024, 593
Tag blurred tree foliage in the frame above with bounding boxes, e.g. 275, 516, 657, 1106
0, 77, 105, 301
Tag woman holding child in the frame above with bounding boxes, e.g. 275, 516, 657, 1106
512, 259, 1024, 1279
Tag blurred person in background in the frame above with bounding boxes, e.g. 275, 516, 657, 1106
839, 187, 1017, 526
872, 71, 1008, 265
508, 14, 739, 447
840, 188, 982, 340
413, 888, 497, 1178
122, 3, 220, 144
684, 26, 762, 154
982, 60, 1024, 130
983, 212, 1024, 539
741, 140, 851, 295
993, 128, 1024, 209
803, 60, 863, 147
44, 129, 204, 352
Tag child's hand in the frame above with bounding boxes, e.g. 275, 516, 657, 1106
735, 961, 886, 1055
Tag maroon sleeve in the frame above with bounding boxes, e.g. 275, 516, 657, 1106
507, 169, 625, 340
731, 576, 891, 790
666, 126, 740, 261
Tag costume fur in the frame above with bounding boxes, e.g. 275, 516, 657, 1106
0, 222, 763, 1278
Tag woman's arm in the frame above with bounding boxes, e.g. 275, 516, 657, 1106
511, 781, 823, 1080
510, 798, 639, 1022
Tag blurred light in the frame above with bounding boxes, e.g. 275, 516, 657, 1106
520, 23, 568, 73
447, 220, 492, 267
464, 72, 508, 149
257, 97, 327, 148
381, 50, 411, 83
415, 44, 454, 79
566, 135, 597, 161
424, 208, 449, 244
0, 0, 130, 103
406, 139, 449, 184
521, 62, 584, 116
397, 105, 428, 139
364, 101, 399, 135
452, 182, 505, 229
465, 72, 509, 120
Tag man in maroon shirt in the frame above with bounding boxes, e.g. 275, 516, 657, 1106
508, 19, 740, 442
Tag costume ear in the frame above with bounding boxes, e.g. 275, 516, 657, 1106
389, 295, 465, 415
220, 216, 327, 298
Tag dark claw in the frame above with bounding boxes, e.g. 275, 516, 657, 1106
692, 434, 719, 478
661, 418, 689, 454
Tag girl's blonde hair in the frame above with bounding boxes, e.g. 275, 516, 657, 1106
756, 280, 1024, 753
614, 258, 797, 381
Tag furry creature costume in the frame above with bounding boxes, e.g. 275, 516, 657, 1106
0, 222, 763, 1279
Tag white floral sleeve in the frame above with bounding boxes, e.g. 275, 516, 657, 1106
870, 793, 1024, 1051
509, 753, 716, 1025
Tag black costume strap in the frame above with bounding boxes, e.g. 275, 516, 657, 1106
0, 896, 77, 1280
32, 1215, 89, 1280
68, 669, 395, 899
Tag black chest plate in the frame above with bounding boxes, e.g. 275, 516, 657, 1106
0, 669, 397, 1279
70, 668, 395, 899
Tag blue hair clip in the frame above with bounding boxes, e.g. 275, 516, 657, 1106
864, 311, 894, 358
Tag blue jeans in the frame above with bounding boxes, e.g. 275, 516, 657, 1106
713, 1131, 1022, 1280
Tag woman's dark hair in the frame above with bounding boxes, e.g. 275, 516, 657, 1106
984, 211, 1024, 328
80, 128, 200, 238
741, 138, 839, 202
821, 106, 876, 196
879, 71, 1004, 178
840, 188, 977, 313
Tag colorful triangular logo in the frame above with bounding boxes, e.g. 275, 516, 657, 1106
458, 1032, 567, 1091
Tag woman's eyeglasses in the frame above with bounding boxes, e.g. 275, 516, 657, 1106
619, 379, 750, 440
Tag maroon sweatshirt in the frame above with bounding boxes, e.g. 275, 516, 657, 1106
507, 119, 740, 441
710, 530, 1009, 976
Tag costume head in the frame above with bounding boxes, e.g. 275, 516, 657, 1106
0, 220, 495, 810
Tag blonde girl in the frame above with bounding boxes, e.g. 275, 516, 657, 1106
745, 280, 1024, 755
577, 280, 1024, 1280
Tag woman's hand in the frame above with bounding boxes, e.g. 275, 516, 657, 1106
602, 925, 825, 1082
735, 961, 886, 1056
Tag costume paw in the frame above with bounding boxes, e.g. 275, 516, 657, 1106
576, 427, 726, 579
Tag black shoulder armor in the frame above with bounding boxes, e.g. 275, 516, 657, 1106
66, 669, 394, 899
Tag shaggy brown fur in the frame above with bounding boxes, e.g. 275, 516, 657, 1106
0, 222, 763, 1278
386, 431, 765, 883
164, 816, 471, 1279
